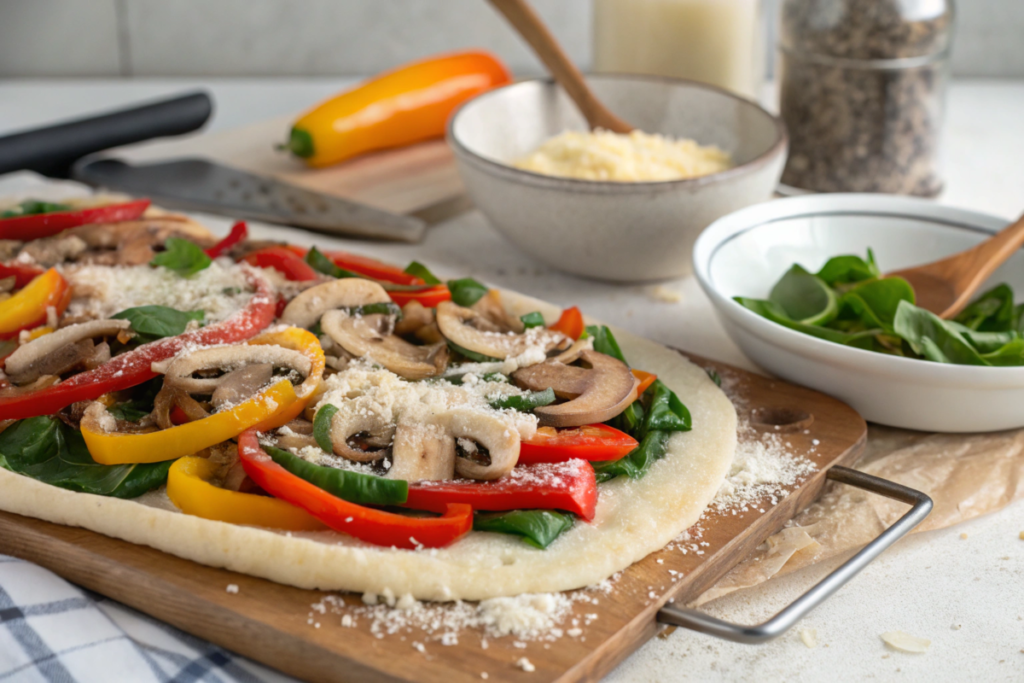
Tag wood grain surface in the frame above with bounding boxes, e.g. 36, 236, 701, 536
0, 353, 866, 683
108, 115, 467, 219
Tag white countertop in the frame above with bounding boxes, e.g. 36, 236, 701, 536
1, 78, 1022, 682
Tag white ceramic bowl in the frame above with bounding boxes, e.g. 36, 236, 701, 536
693, 194, 1024, 433
447, 75, 787, 282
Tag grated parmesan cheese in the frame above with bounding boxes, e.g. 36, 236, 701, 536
514, 129, 732, 182
62, 262, 254, 322
880, 631, 930, 653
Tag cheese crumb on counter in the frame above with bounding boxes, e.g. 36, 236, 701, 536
799, 628, 817, 648
516, 657, 536, 673
225, 584, 239, 594
514, 129, 732, 182
1019, 531, 1024, 540
880, 631, 931, 653
647, 285, 683, 304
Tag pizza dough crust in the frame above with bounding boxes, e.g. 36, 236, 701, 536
0, 292, 736, 600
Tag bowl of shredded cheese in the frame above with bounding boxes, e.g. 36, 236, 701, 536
448, 75, 787, 282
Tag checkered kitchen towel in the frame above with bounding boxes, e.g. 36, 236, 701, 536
0, 556, 296, 683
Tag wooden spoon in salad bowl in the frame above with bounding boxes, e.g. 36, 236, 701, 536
487, 0, 633, 134
888, 211, 1024, 319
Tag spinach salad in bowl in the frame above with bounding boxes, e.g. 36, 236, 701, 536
736, 251, 1024, 366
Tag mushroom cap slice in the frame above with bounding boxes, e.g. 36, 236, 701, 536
387, 421, 456, 482
280, 278, 390, 329
448, 408, 520, 481
321, 310, 448, 380
328, 404, 395, 462
211, 363, 274, 411
436, 301, 565, 360
159, 344, 311, 395
512, 350, 639, 428
5, 319, 130, 383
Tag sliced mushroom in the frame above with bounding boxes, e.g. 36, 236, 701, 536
6, 319, 130, 386
275, 419, 318, 450
552, 336, 594, 364
448, 408, 520, 480
280, 278, 390, 329
211, 363, 274, 411
159, 345, 310, 395
436, 301, 566, 360
471, 290, 524, 334
394, 300, 433, 337
387, 421, 456, 481
18, 235, 88, 267
5, 319, 130, 384
69, 217, 216, 265
329, 404, 395, 462
0, 375, 58, 398
320, 310, 448, 380
512, 350, 639, 428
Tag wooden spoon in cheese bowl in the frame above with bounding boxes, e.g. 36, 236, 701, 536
487, 0, 633, 133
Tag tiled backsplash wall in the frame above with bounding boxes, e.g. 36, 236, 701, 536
1, 0, 1021, 79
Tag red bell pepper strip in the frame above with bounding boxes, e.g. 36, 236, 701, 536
0, 268, 70, 340
550, 306, 584, 340
518, 424, 638, 466
0, 270, 275, 421
0, 199, 151, 241
204, 221, 248, 258
238, 430, 472, 549
284, 246, 425, 286
241, 246, 319, 282
0, 263, 45, 290
405, 460, 598, 521
387, 284, 452, 308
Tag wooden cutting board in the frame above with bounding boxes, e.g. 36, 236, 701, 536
109, 115, 469, 223
0, 353, 866, 683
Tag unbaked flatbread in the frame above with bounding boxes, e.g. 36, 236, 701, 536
0, 291, 736, 600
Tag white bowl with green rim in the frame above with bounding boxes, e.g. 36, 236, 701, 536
693, 194, 1024, 433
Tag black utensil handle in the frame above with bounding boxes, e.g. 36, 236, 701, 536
0, 91, 213, 178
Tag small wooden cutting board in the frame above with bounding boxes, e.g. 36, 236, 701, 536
0, 352, 866, 683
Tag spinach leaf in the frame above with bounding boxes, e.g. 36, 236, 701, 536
642, 380, 692, 434
520, 311, 546, 329
1, 200, 73, 218
735, 297, 880, 348
106, 377, 163, 422
404, 261, 442, 285
769, 265, 838, 325
585, 325, 627, 364
0, 417, 170, 498
839, 277, 915, 333
313, 404, 339, 453
150, 237, 212, 277
305, 246, 360, 279
489, 388, 556, 412
815, 251, 880, 286
264, 445, 408, 506
706, 368, 722, 387
893, 300, 987, 365
473, 510, 574, 549
980, 338, 1024, 366
593, 430, 671, 483
955, 284, 1016, 332
447, 278, 488, 307
112, 305, 205, 343
608, 400, 644, 439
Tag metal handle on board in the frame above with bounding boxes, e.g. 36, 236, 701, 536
657, 466, 933, 644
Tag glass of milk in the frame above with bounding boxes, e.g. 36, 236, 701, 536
593, 0, 764, 100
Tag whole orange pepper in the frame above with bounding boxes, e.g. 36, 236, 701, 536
284, 50, 511, 168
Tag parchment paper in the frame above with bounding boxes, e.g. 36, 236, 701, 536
692, 425, 1024, 606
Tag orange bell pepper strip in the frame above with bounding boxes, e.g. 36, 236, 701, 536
167, 456, 326, 531
285, 50, 511, 168
632, 369, 658, 396
550, 306, 584, 340
82, 327, 324, 465
0, 268, 69, 340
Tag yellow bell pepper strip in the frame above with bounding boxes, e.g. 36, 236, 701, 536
81, 326, 324, 465
167, 456, 326, 531
247, 326, 325, 431
83, 379, 298, 465
0, 268, 69, 340
284, 50, 511, 168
